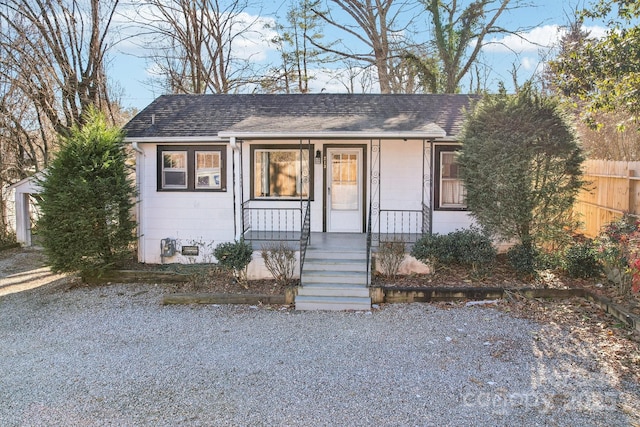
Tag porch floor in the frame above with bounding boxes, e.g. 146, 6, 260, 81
244, 232, 367, 251
244, 231, 425, 252
308, 232, 366, 251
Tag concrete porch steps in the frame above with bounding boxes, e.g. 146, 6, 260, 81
295, 246, 372, 311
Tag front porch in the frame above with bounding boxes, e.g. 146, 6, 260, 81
236, 138, 435, 310
245, 231, 421, 311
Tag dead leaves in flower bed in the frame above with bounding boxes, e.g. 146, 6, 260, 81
163, 264, 288, 296
375, 256, 640, 316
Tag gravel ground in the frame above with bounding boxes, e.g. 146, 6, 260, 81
1, 282, 638, 427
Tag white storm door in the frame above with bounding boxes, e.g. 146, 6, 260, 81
327, 148, 363, 232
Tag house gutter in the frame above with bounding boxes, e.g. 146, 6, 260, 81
124, 132, 453, 143
218, 131, 448, 140
123, 136, 226, 143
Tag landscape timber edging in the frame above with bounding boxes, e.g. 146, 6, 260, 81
375, 286, 639, 333
92, 270, 191, 284
162, 293, 287, 306
101, 270, 639, 333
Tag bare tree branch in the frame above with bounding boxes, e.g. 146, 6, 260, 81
129, 0, 268, 94
424, 0, 535, 93
310, 0, 423, 93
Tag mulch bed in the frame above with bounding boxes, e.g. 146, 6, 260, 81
374, 257, 640, 317
158, 266, 290, 296
119, 254, 640, 319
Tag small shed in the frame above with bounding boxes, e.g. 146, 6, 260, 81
7, 175, 41, 246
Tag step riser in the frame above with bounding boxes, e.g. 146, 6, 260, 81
302, 282, 368, 289
303, 262, 367, 272
295, 295, 371, 303
295, 302, 371, 311
302, 276, 366, 285
298, 288, 370, 297
305, 251, 366, 260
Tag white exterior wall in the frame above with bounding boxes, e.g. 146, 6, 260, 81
135, 138, 475, 268
377, 139, 424, 234
136, 142, 236, 264
431, 211, 474, 235
376, 139, 473, 235
380, 139, 424, 210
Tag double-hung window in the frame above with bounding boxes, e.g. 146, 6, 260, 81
162, 151, 188, 189
251, 145, 313, 199
435, 146, 466, 210
158, 145, 226, 191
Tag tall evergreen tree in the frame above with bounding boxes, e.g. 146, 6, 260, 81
38, 109, 136, 277
458, 85, 584, 251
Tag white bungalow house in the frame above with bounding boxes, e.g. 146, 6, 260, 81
123, 94, 478, 310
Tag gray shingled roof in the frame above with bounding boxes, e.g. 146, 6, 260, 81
123, 93, 478, 139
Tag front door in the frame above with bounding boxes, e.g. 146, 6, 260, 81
326, 148, 363, 232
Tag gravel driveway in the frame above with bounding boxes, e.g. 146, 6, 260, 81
1, 279, 638, 427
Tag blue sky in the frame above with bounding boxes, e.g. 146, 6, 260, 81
109, 0, 609, 111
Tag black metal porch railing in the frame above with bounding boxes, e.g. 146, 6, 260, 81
299, 201, 311, 283
366, 200, 373, 287
378, 208, 424, 244
242, 201, 303, 241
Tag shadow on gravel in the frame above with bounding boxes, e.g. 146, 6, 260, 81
0, 248, 69, 297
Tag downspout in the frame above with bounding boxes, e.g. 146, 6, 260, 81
429, 139, 434, 235
131, 142, 145, 262
229, 137, 240, 240
230, 136, 239, 151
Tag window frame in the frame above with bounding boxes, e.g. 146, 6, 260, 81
195, 150, 223, 190
157, 145, 227, 192
161, 150, 188, 189
434, 145, 467, 211
250, 144, 314, 200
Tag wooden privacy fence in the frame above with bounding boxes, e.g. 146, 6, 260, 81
574, 159, 640, 238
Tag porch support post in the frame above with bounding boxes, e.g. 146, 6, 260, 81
422, 139, 433, 235
369, 138, 381, 245
298, 138, 311, 243
238, 139, 245, 240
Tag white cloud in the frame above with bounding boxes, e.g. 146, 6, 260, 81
230, 13, 278, 62
584, 25, 608, 39
111, 6, 277, 62
483, 24, 609, 54
484, 25, 563, 53
520, 56, 535, 71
